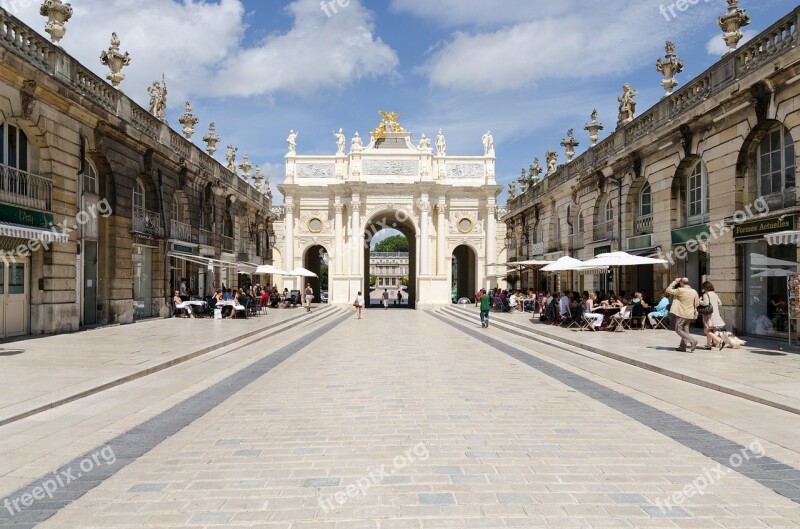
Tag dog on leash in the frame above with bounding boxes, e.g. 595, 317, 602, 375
716, 331, 746, 349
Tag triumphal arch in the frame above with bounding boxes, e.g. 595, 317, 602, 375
274, 113, 505, 308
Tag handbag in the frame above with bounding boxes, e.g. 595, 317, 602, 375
698, 294, 713, 315
353, 299, 359, 308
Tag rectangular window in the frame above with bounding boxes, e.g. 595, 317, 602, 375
18, 130, 27, 172
7, 125, 17, 169
8, 263, 24, 294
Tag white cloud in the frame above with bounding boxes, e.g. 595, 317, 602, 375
405, 1, 720, 94
389, 0, 553, 27
10, 0, 398, 107
706, 29, 758, 56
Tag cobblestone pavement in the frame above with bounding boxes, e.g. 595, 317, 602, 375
3, 310, 800, 528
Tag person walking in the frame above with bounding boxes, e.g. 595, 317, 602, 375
666, 277, 700, 352
304, 284, 314, 313
353, 291, 365, 319
699, 281, 725, 350
479, 289, 491, 328
397, 290, 402, 306
382, 288, 390, 310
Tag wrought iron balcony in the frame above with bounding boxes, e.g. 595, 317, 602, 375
0, 163, 52, 212
199, 229, 212, 246
569, 232, 584, 250
132, 206, 160, 237
170, 219, 194, 242
635, 214, 654, 235
762, 188, 797, 212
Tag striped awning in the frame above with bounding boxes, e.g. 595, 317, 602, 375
0, 221, 68, 243
765, 230, 800, 246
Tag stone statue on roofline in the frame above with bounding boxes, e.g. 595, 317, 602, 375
436, 129, 446, 157
286, 130, 297, 155
617, 83, 638, 127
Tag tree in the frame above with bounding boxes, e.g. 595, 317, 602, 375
505, 274, 519, 289
370, 274, 377, 286
401, 276, 409, 287
374, 235, 409, 253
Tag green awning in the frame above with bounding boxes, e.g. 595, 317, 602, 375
671, 224, 709, 245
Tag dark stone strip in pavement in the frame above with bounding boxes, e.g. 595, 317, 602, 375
0, 310, 350, 529
431, 311, 800, 505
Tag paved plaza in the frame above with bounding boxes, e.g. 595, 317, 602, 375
1, 310, 800, 528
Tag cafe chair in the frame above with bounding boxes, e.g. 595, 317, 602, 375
650, 314, 669, 330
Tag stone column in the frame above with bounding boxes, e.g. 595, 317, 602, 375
334, 202, 344, 275
420, 198, 430, 275
437, 198, 446, 275
486, 203, 497, 290
350, 194, 361, 275
284, 200, 295, 271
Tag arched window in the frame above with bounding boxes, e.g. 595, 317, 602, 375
640, 183, 652, 217
133, 178, 145, 211
578, 212, 585, 233
82, 160, 98, 195
554, 215, 561, 240
687, 161, 709, 225
172, 196, 180, 223
604, 199, 614, 223
758, 123, 796, 197
0, 122, 29, 171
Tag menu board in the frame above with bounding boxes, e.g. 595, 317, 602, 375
788, 274, 800, 319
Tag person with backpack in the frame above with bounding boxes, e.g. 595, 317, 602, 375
479, 289, 491, 328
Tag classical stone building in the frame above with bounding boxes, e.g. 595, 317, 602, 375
0, 8, 273, 337
503, 6, 800, 339
370, 251, 409, 289
274, 120, 506, 308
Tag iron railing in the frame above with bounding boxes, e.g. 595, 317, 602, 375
170, 219, 193, 242
635, 214, 654, 235
593, 221, 613, 242
133, 206, 160, 237
222, 235, 234, 253
0, 163, 52, 211
199, 229, 212, 246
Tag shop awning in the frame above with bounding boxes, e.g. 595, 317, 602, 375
167, 252, 238, 270
765, 230, 800, 246
0, 221, 68, 243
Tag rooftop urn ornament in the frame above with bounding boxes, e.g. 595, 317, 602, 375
418, 133, 432, 153
253, 165, 263, 189
178, 101, 199, 140
545, 150, 558, 175
147, 75, 168, 123
482, 131, 495, 157
718, 0, 751, 54
350, 132, 364, 153
508, 182, 517, 200
529, 158, 543, 185
99, 32, 131, 89
436, 129, 447, 157
617, 83, 638, 127
334, 128, 346, 156
560, 129, 580, 161
263, 172, 272, 198
286, 130, 297, 155
518, 168, 528, 193
225, 145, 237, 173
40, 0, 73, 46
202, 122, 221, 156
656, 41, 684, 97
239, 153, 252, 180
584, 109, 604, 147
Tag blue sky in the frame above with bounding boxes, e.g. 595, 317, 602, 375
13, 0, 796, 203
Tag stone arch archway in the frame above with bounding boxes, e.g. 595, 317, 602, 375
452, 243, 478, 302
363, 208, 418, 309
303, 244, 329, 303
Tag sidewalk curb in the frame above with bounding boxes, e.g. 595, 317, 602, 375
0, 306, 342, 427
439, 306, 800, 416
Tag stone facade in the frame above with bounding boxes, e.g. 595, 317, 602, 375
503, 7, 800, 338
0, 8, 273, 336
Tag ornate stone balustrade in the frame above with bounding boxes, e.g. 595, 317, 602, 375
270, 206, 286, 219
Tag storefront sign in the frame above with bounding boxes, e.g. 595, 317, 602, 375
733, 216, 795, 239
172, 244, 194, 254
0, 204, 53, 228
671, 224, 710, 245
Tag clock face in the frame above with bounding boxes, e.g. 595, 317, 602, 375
308, 218, 323, 233
458, 218, 473, 234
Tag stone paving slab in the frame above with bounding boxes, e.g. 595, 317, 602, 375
22, 310, 800, 528
442, 305, 800, 415
0, 305, 332, 426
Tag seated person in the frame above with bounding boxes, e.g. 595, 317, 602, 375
583, 293, 604, 330
260, 289, 270, 308
647, 291, 670, 327
173, 291, 194, 319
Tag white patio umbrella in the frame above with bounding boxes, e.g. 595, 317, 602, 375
541, 256, 587, 272
255, 264, 291, 275
288, 266, 319, 278
579, 251, 668, 268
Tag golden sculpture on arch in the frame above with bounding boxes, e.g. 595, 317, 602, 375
372, 111, 406, 140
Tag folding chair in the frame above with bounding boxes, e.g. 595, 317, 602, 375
650, 314, 669, 330
565, 306, 583, 330
627, 303, 647, 330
